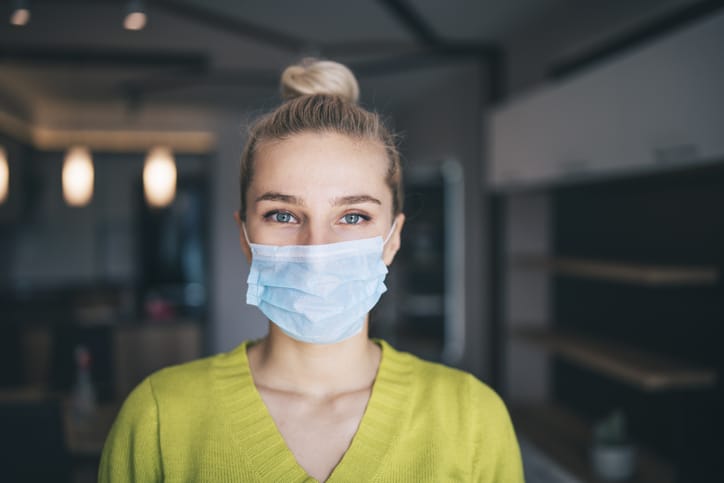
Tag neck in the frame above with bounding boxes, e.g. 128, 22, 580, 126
247, 320, 381, 399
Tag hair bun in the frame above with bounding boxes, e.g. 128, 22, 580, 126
280, 58, 360, 103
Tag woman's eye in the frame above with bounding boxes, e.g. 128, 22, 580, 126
341, 213, 367, 224
267, 211, 296, 223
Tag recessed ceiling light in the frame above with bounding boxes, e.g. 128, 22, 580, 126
10, 0, 30, 26
124, 0, 147, 31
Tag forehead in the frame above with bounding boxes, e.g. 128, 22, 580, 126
252, 132, 390, 200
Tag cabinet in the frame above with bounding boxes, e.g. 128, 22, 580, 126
490, 66, 626, 187
489, 11, 724, 189
616, 13, 724, 170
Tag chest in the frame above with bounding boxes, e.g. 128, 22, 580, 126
257, 387, 372, 482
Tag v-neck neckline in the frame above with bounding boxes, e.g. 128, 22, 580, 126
213, 339, 413, 482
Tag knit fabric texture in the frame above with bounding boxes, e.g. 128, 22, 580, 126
99, 339, 524, 482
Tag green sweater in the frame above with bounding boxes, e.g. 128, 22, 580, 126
99, 340, 524, 482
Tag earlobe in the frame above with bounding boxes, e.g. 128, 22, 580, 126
234, 211, 253, 263
383, 213, 405, 266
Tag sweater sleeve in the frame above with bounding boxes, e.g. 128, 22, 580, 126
469, 376, 525, 482
487, 402, 525, 482
98, 377, 163, 483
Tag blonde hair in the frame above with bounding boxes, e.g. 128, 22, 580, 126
239, 58, 403, 219
280, 58, 360, 103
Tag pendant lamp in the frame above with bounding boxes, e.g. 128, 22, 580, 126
63, 146, 94, 207
143, 146, 176, 208
0, 147, 8, 204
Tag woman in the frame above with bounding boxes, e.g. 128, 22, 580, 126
99, 59, 524, 482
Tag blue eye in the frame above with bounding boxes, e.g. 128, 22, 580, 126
274, 212, 294, 223
342, 213, 365, 224
265, 211, 297, 223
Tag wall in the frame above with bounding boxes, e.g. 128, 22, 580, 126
394, 61, 490, 379
207, 113, 267, 354
0, 134, 29, 285
502, 192, 551, 403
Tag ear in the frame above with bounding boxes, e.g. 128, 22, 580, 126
234, 210, 252, 263
382, 213, 405, 266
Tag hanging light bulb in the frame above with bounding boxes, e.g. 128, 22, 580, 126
63, 146, 94, 207
0, 147, 9, 204
10, 0, 30, 26
124, 0, 146, 31
143, 147, 176, 208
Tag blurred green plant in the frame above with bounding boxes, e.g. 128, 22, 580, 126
593, 409, 629, 446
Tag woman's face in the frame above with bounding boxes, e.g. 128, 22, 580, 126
236, 131, 405, 265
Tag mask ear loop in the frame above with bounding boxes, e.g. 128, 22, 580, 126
241, 222, 252, 246
383, 221, 397, 245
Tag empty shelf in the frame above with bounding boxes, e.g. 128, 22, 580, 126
513, 256, 719, 286
514, 329, 717, 391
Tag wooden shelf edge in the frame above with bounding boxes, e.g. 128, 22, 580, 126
512, 256, 719, 286
512, 404, 676, 483
514, 329, 718, 392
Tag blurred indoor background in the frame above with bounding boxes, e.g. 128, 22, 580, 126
0, 0, 722, 482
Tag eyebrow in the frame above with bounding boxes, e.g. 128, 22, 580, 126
255, 192, 304, 205
332, 195, 382, 206
254, 192, 381, 207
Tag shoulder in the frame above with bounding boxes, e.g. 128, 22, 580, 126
145, 352, 218, 396
379, 340, 514, 438
376, 341, 524, 480
382, 340, 507, 414
122, 341, 250, 410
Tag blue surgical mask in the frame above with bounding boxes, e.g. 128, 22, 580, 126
244, 224, 395, 344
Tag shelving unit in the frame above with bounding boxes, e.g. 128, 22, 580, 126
493, 12, 724, 480
513, 256, 719, 286
512, 404, 675, 483
514, 329, 718, 392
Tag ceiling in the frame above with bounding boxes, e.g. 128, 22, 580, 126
0, 0, 575, 118
2, 0, 676, 126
